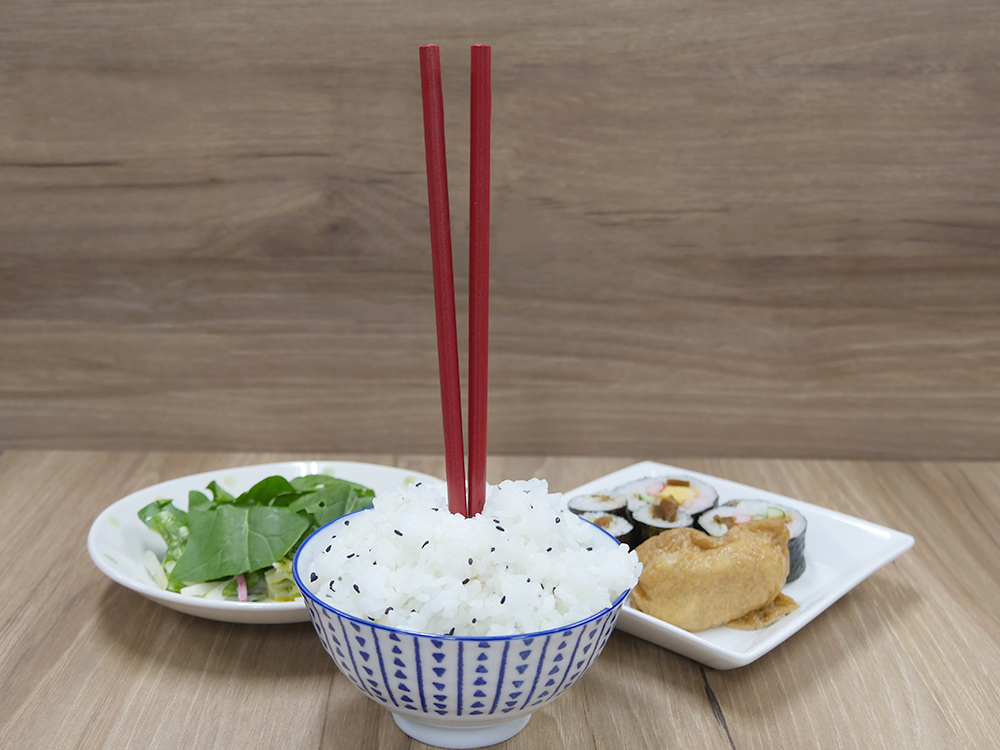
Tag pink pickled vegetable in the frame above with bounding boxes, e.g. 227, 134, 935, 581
236, 573, 248, 602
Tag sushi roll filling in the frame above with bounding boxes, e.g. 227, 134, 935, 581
567, 492, 629, 517
650, 498, 680, 522
644, 479, 698, 507
703, 503, 803, 538
580, 512, 634, 545
615, 476, 719, 517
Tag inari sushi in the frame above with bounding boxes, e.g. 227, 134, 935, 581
631, 520, 793, 632
612, 476, 718, 542
698, 499, 808, 583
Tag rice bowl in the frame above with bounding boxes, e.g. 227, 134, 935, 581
301, 479, 640, 637
293, 479, 640, 747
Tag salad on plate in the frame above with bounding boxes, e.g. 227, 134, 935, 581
139, 473, 375, 603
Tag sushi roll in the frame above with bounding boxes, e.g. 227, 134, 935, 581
610, 476, 718, 543
698, 499, 808, 583
579, 511, 635, 546
614, 476, 718, 517
567, 492, 629, 517
628, 501, 699, 544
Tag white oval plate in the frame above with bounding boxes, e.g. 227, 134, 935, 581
88, 460, 444, 624
564, 462, 915, 670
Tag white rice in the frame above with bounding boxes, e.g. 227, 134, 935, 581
305, 479, 641, 637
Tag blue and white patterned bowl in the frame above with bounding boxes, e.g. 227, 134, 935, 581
293, 511, 629, 749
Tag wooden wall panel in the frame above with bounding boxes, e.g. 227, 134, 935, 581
1, 1, 998, 458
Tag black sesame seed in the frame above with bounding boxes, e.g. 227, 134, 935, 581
329, 582, 336, 591
344, 520, 350, 526
422, 540, 430, 549
347, 553, 355, 559
555, 517, 561, 524
540, 582, 544, 589
309, 572, 318, 582
468, 558, 473, 565
462, 578, 470, 585
394, 529, 403, 536
526, 578, 531, 583
353, 584, 360, 593
449, 627, 455, 635
490, 547, 495, 553
385, 607, 393, 615
587, 547, 593, 551
368, 617, 375, 622
472, 618, 477, 624
496, 526, 505, 532
325, 545, 332, 553
416, 483, 422, 487
546, 547, 552, 552
501, 596, 506, 604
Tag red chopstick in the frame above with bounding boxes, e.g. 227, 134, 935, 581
467, 45, 491, 517
420, 44, 467, 517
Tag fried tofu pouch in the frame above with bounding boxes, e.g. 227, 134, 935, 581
630, 520, 790, 632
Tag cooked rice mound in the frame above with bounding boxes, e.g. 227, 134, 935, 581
305, 479, 641, 637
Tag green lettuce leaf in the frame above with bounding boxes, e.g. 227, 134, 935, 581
205, 481, 235, 504
137, 499, 188, 566
286, 479, 375, 528
170, 504, 310, 583
237, 475, 297, 506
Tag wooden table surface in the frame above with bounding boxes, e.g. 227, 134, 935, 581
1, 451, 997, 749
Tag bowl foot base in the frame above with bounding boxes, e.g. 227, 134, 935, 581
391, 712, 532, 749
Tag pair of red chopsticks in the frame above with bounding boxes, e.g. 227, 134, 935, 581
420, 44, 491, 518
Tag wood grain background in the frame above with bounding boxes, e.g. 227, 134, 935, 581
1, 1, 998, 459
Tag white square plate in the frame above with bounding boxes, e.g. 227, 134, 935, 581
564, 462, 914, 670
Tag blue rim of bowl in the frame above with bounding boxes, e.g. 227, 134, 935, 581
292, 507, 632, 642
